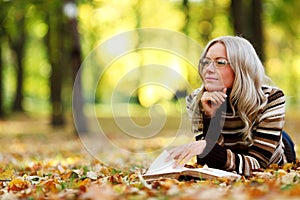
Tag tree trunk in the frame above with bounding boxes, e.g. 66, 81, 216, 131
250, 0, 264, 62
45, 1, 65, 126
182, 0, 190, 35
230, 0, 245, 36
8, 13, 26, 112
67, 0, 88, 133
230, 0, 264, 63
12, 44, 25, 112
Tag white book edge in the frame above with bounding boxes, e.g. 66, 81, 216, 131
144, 150, 241, 179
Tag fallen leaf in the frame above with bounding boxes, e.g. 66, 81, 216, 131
8, 177, 30, 191
0, 169, 13, 181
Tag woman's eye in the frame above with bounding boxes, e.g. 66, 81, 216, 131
203, 61, 210, 65
216, 60, 227, 65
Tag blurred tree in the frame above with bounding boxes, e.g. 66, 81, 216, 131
0, 0, 298, 119
179, 0, 190, 98
0, 2, 7, 117
44, 0, 65, 126
64, 0, 88, 133
134, 0, 144, 106
251, 0, 264, 62
230, 0, 264, 62
3, 2, 28, 112
182, 0, 190, 35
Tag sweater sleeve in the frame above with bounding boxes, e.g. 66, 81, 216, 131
197, 101, 228, 169
197, 140, 227, 169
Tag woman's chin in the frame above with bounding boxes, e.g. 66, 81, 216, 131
205, 85, 224, 92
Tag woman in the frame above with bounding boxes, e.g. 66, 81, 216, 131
169, 36, 296, 176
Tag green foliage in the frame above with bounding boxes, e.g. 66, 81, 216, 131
0, 0, 300, 115
264, 0, 300, 105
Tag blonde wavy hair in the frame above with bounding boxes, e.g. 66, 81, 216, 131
197, 36, 271, 143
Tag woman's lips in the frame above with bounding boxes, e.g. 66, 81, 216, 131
205, 77, 217, 81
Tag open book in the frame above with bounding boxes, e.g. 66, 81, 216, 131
143, 150, 241, 181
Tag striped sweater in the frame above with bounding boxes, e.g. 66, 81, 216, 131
186, 86, 287, 176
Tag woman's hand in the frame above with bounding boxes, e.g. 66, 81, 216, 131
168, 140, 207, 168
201, 88, 227, 117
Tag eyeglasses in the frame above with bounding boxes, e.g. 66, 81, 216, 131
199, 57, 230, 70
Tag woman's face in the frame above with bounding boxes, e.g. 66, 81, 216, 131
201, 42, 235, 92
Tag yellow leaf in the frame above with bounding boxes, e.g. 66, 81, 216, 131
283, 163, 294, 171
0, 169, 14, 181
8, 177, 30, 191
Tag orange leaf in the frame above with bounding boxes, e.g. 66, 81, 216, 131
41, 179, 60, 193
8, 177, 30, 191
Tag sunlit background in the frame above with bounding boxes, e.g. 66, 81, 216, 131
0, 0, 299, 173
2, 0, 299, 113
1, 0, 300, 139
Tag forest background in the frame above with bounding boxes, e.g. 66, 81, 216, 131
0, 0, 300, 164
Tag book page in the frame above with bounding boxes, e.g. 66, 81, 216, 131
185, 167, 241, 178
145, 150, 182, 175
144, 150, 241, 179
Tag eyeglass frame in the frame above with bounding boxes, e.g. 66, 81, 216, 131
198, 57, 231, 71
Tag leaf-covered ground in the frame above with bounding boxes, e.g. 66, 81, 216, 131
0, 113, 300, 200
